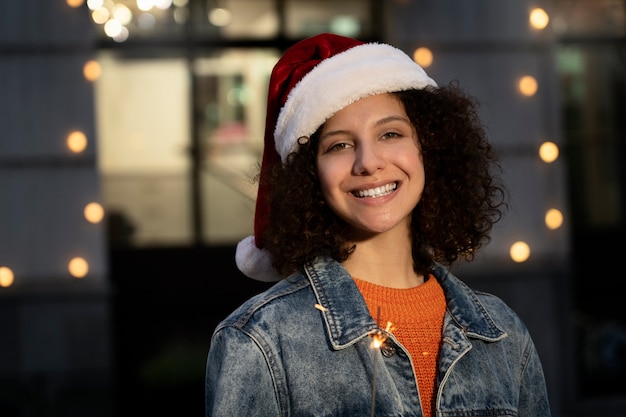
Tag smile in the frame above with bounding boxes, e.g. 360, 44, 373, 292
353, 182, 398, 198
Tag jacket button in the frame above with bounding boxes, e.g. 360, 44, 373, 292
381, 343, 396, 357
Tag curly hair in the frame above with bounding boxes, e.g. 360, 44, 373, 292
260, 81, 507, 277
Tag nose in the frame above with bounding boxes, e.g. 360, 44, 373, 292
353, 142, 385, 175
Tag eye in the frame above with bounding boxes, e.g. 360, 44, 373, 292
324, 141, 353, 153
381, 131, 402, 140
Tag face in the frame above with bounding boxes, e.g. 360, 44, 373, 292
316, 93, 425, 239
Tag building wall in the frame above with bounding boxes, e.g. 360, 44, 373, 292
0, 1, 113, 415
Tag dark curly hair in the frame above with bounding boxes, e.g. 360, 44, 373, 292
260, 81, 507, 277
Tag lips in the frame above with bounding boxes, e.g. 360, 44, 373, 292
352, 182, 398, 198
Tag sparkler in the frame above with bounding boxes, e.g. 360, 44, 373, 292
368, 306, 395, 417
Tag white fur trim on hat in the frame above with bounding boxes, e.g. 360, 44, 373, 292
273, 42, 437, 161
235, 235, 282, 282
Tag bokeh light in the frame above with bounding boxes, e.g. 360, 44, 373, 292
0, 267, 14, 287
67, 131, 88, 153
510, 241, 531, 263
539, 141, 559, 163
66, 0, 85, 8
68, 257, 89, 278
83, 60, 102, 82
518, 75, 538, 96
545, 208, 564, 230
84, 202, 105, 224
83, 202, 104, 224
530, 8, 550, 30
413, 47, 433, 68
208, 8, 231, 26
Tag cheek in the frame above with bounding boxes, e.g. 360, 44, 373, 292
399, 147, 424, 174
317, 160, 349, 206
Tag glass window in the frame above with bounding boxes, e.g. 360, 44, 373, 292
285, 0, 373, 38
95, 49, 281, 247
95, 52, 193, 247
193, 50, 280, 244
195, 0, 279, 39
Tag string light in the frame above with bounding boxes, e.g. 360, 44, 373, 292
84, 202, 105, 224
68, 257, 89, 278
413, 47, 433, 68
529, 8, 550, 30
518, 75, 538, 96
208, 8, 231, 26
545, 209, 564, 230
91, 7, 110, 25
539, 141, 559, 163
0, 267, 14, 288
83, 60, 102, 82
510, 241, 531, 263
67, 131, 88, 153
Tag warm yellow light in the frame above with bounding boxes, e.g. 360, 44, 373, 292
66, 0, 85, 7
137, 0, 155, 12
114, 4, 133, 25
539, 141, 559, 163
84, 202, 105, 224
83, 60, 102, 82
370, 334, 384, 349
69, 257, 89, 278
67, 131, 88, 153
510, 241, 530, 263
91, 7, 109, 24
208, 8, 231, 26
155, 0, 173, 10
518, 75, 538, 96
413, 47, 433, 68
87, 0, 104, 10
104, 19, 124, 37
0, 267, 14, 288
529, 8, 550, 30
545, 209, 563, 230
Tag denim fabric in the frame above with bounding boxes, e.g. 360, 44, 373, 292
205, 256, 551, 417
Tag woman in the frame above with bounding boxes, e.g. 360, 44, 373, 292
205, 33, 551, 417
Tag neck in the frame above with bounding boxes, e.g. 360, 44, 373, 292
342, 231, 423, 289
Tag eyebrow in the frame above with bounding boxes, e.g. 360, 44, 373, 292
374, 115, 411, 127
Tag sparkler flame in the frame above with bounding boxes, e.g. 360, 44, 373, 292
368, 319, 395, 417
369, 321, 395, 349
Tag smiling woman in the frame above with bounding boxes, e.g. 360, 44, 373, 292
205, 33, 552, 417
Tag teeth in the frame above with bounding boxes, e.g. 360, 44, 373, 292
355, 183, 397, 198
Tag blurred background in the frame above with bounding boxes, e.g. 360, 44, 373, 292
0, 0, 624, 416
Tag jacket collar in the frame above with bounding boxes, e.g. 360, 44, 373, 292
303, 257, 506, 349
433, 263, 508, 341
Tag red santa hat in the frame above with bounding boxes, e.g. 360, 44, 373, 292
236, 33, 438, 281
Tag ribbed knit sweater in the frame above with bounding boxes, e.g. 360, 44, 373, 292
353, 275, 446, 417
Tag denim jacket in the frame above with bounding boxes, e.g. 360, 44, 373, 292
205, 256, 551, 416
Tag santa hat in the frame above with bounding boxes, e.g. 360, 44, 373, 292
236, 33, 438, 282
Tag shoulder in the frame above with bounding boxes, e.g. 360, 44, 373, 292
434, 264, 532, 339
472, 289, 529, 332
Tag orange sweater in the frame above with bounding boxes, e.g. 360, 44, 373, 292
353, 275, 446, 417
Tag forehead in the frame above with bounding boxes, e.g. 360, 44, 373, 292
322, 93, 407, 125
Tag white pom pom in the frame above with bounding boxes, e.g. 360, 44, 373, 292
235, 236, 282, 282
